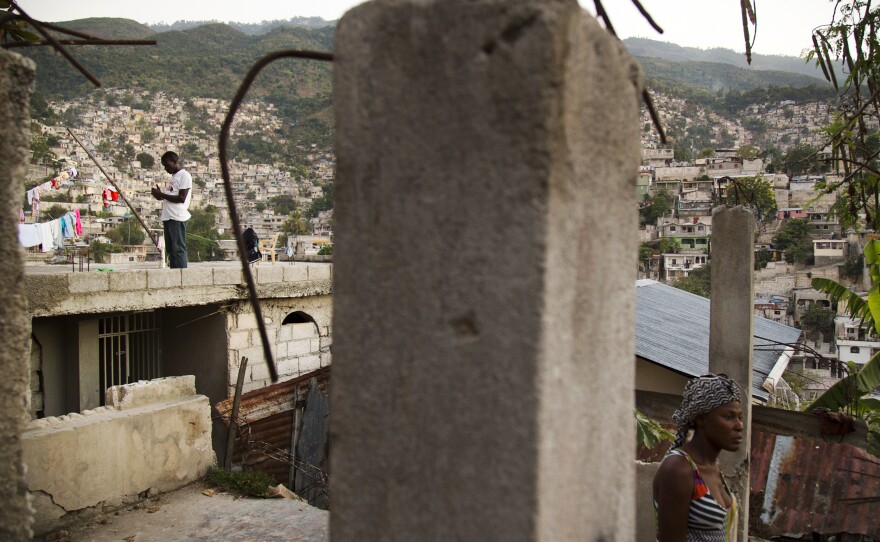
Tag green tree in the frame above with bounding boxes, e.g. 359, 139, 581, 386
638, 244, 654, 271
187, 205, 219, 239
89, 240, 123, 264
136, 152, 155, 168
772, 219, 814, 264
306, 183, 334, 219
697, 148, 715, 158
30, 134, 55, 165
673, 142, 693, 162
269, 195, 296, 216
799, 306, 836, 340
185, 206, 223, 262
657, 237, 681, 254
105, 220, 145, 246
43, 204, 68, 220
737, 145, 760, 160
279, 210, 309, 246
672, 264, 711, 298
639, 190, 674, 226
808, 1, 880, 230
782, 144, 823, 177
725, 175, 777, 222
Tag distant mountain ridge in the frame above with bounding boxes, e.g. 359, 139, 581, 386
148, 17, 336, 35
20, 18, 842, 152
623, 37, 834, 81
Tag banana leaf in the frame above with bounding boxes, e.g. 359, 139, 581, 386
810, 349, 880, 411
811, 277, 874, 332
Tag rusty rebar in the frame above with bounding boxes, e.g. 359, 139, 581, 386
219, 49, 333, 383
6, 2, 101, 86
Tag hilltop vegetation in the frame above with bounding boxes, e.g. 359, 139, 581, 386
622, 37, 835, 81
20, 18, 334, 147
19, 19, 842, 154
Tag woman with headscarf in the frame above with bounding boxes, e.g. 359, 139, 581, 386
653, 373, 744, 542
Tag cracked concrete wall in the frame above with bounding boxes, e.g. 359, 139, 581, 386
0, 48, 37, 540
22, 376, 215, 536
332, 0, 641, 539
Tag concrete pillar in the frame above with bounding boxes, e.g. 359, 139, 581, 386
331, 1, 642, 539
708, 205, 754, 541
0, 49, 37, 539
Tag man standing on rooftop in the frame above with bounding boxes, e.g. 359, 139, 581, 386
152, 151, 192, 268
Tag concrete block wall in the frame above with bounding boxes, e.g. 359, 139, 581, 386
25, 263, 333, 318
795, 264, 839, 288
22, 376, 215, 536
754, 262, 793, 281
225, 297, 332, 394
754, 274, 795, 296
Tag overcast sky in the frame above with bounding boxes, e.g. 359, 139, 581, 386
16, 0, 833, 58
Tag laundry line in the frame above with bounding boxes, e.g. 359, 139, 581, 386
18, 209, 83, 253
67, 128, 160, 250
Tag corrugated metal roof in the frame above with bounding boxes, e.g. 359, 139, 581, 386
635, 280, 803, 400
216, 366, 330, 486
750, 431, 880, 539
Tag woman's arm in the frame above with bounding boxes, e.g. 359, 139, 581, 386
654, 455, 694, 542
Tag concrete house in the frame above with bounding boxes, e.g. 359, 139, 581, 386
659, 220, 711, 252
661, 253, 708, 282
25, 263, 333, 448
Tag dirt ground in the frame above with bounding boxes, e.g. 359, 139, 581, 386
39, 481, 328, 542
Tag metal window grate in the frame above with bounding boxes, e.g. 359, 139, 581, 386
98, 311, 161, 404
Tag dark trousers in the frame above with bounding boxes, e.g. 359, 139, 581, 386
163, 219, 188, 268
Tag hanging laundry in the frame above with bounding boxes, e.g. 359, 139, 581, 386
19, 211, 82, 251
51, 166, 77, 187
49, 219, 63, 249
38, 222, 53, 252
18, 223, 41, 248
102, 187, 119, 207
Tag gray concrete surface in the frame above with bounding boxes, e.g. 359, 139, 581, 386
51, 481, 328, 542
1, 47, 38, 540
332, 0, 642, 539
709, 205, 755, 541
25, 377, 215, 536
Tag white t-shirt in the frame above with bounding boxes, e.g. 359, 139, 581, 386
161, 169, 193, 221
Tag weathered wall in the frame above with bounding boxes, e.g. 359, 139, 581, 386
226, 296, 332, 395
0, 48, 37, 540
23, 376, 215, 536
161, 304, 231, 459
332, 0, 641, 539
753, 274, 796, 296
636, 461, 660, 542
710, 206, 754, 541
31, 317, 78, 417
635, 358, 689, 396
25, 263, 332, 317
